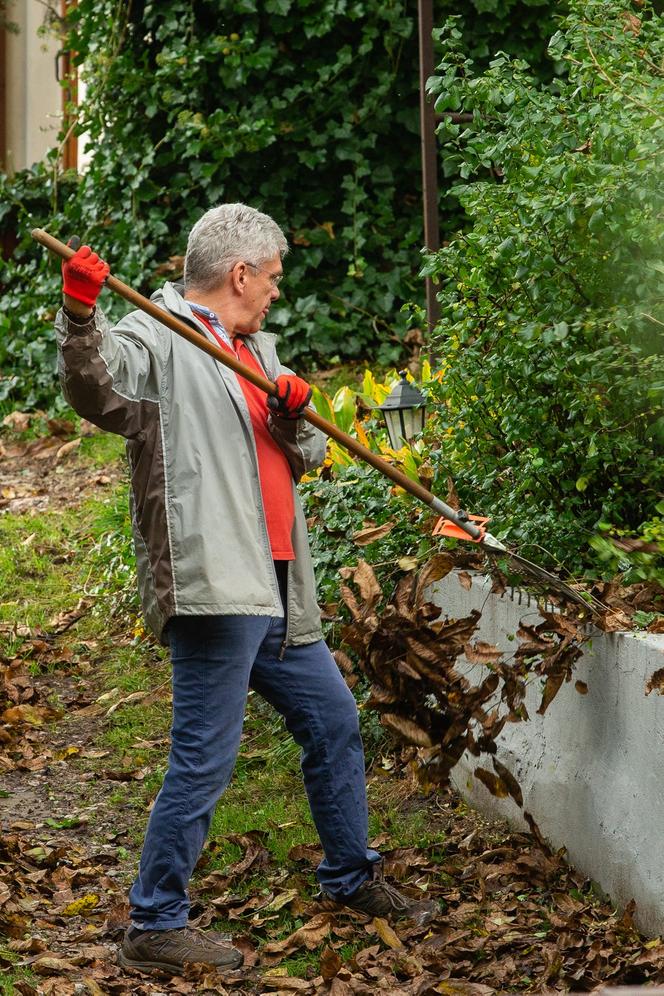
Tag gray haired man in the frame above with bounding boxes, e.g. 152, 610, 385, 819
56, 203, 432, 976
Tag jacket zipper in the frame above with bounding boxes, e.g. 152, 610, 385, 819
279, 560, 291, 660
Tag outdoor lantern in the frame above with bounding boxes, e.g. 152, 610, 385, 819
378, 371, 427, 450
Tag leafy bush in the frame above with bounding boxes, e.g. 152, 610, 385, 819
302, 366, 436, 619
424, 0, 664, 576
0, 164, 79, 410
1, 0, 561, 409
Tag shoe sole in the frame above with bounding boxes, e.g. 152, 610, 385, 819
118, 949, 243, 974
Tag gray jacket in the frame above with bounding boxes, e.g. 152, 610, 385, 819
55, 281, 326, 646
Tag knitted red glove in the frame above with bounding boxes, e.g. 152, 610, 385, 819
267, 374, 312, 419
62, 245, 110, 306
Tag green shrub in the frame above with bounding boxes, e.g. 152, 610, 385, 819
0, 164, 79, 410
424, 0, 664, 576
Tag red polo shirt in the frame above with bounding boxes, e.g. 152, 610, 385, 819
197, 316, 295, 560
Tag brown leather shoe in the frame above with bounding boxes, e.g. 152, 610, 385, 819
119, 924, 243, 974
327, 863, 438, 924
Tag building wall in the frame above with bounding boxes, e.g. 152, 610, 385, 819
3, 1, 62, 173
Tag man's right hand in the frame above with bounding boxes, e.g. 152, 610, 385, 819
62, 244, 110, 312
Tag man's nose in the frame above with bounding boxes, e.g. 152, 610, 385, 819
271, 284, 280, 301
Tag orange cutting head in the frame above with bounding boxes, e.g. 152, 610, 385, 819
432, 514, 490, 543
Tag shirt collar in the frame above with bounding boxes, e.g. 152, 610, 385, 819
186, 300, 233, 348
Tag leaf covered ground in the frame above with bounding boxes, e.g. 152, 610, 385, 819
2, 422, 664, 995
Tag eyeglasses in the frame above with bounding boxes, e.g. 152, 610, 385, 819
243, 260, 283, 287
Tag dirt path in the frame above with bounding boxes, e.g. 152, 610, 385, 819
0, 416, 124, 516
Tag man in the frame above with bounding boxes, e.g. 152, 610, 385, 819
56, 203, 430, 976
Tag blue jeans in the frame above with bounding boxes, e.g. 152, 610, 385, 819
129, 605, 380, 928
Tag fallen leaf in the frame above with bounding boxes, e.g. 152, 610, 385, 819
381, 714, 433, 747
61, 893, 100, 916
372, 916, 404, 949
1, 704, 48, 726
352, 560, 382, 607
646, 667, 664, 696
320, 944, 342, 980
261, 977, 313, 991
264, 889, 299, 912
3, 411, 31, 431
352, 522, 395, 545
434, 983, 495, 996
105, 689, 152, 716
46, 418, 76, 437
55, 438, 81, 462
260, 913, 334, 964
398, 556, 419, 572
596, 608, 632, 632
474, 768, 509, 799
492, 758, 523, 807
464, 641, 502, 666
82, 979, 106, 996
33, 956, 78, 974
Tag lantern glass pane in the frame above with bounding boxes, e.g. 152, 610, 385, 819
402, 408, 424, 442
384, 409, 402, 450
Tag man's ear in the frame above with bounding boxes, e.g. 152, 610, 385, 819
230, 260, 248, 294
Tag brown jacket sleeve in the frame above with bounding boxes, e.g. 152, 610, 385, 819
55, 305, 170, 439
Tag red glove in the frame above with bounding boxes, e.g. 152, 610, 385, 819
267, 374, 312, 419
62, 244, 110, 306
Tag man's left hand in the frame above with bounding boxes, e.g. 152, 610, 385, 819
268, 374, 312, 419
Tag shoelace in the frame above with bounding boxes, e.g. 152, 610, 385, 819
362, 878, 411, 913
145, 925, 230, 954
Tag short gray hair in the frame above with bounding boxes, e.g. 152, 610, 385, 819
184, 203, 288, 291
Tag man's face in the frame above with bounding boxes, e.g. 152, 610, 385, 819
235, 254, 283, 335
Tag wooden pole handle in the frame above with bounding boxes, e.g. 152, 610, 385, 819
32, 227, 484, 540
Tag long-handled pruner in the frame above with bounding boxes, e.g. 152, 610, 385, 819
32, 228, 605, 615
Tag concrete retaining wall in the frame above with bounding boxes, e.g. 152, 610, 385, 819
430, 571, 664, 937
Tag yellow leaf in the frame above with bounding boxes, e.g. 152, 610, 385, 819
372, 916, 405, 949
328, 440, 356, 469
332, 386, 357, 433
62, 894, 100, 917
398, 556, 419, 571
54, 745, 81, 761
353, 418, 370, 449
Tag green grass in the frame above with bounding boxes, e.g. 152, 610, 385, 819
0, 510, 81, 629
78, 429, 125, 467
0, 948, 38, 994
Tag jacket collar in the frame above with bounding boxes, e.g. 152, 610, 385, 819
157, 281, 278, 352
